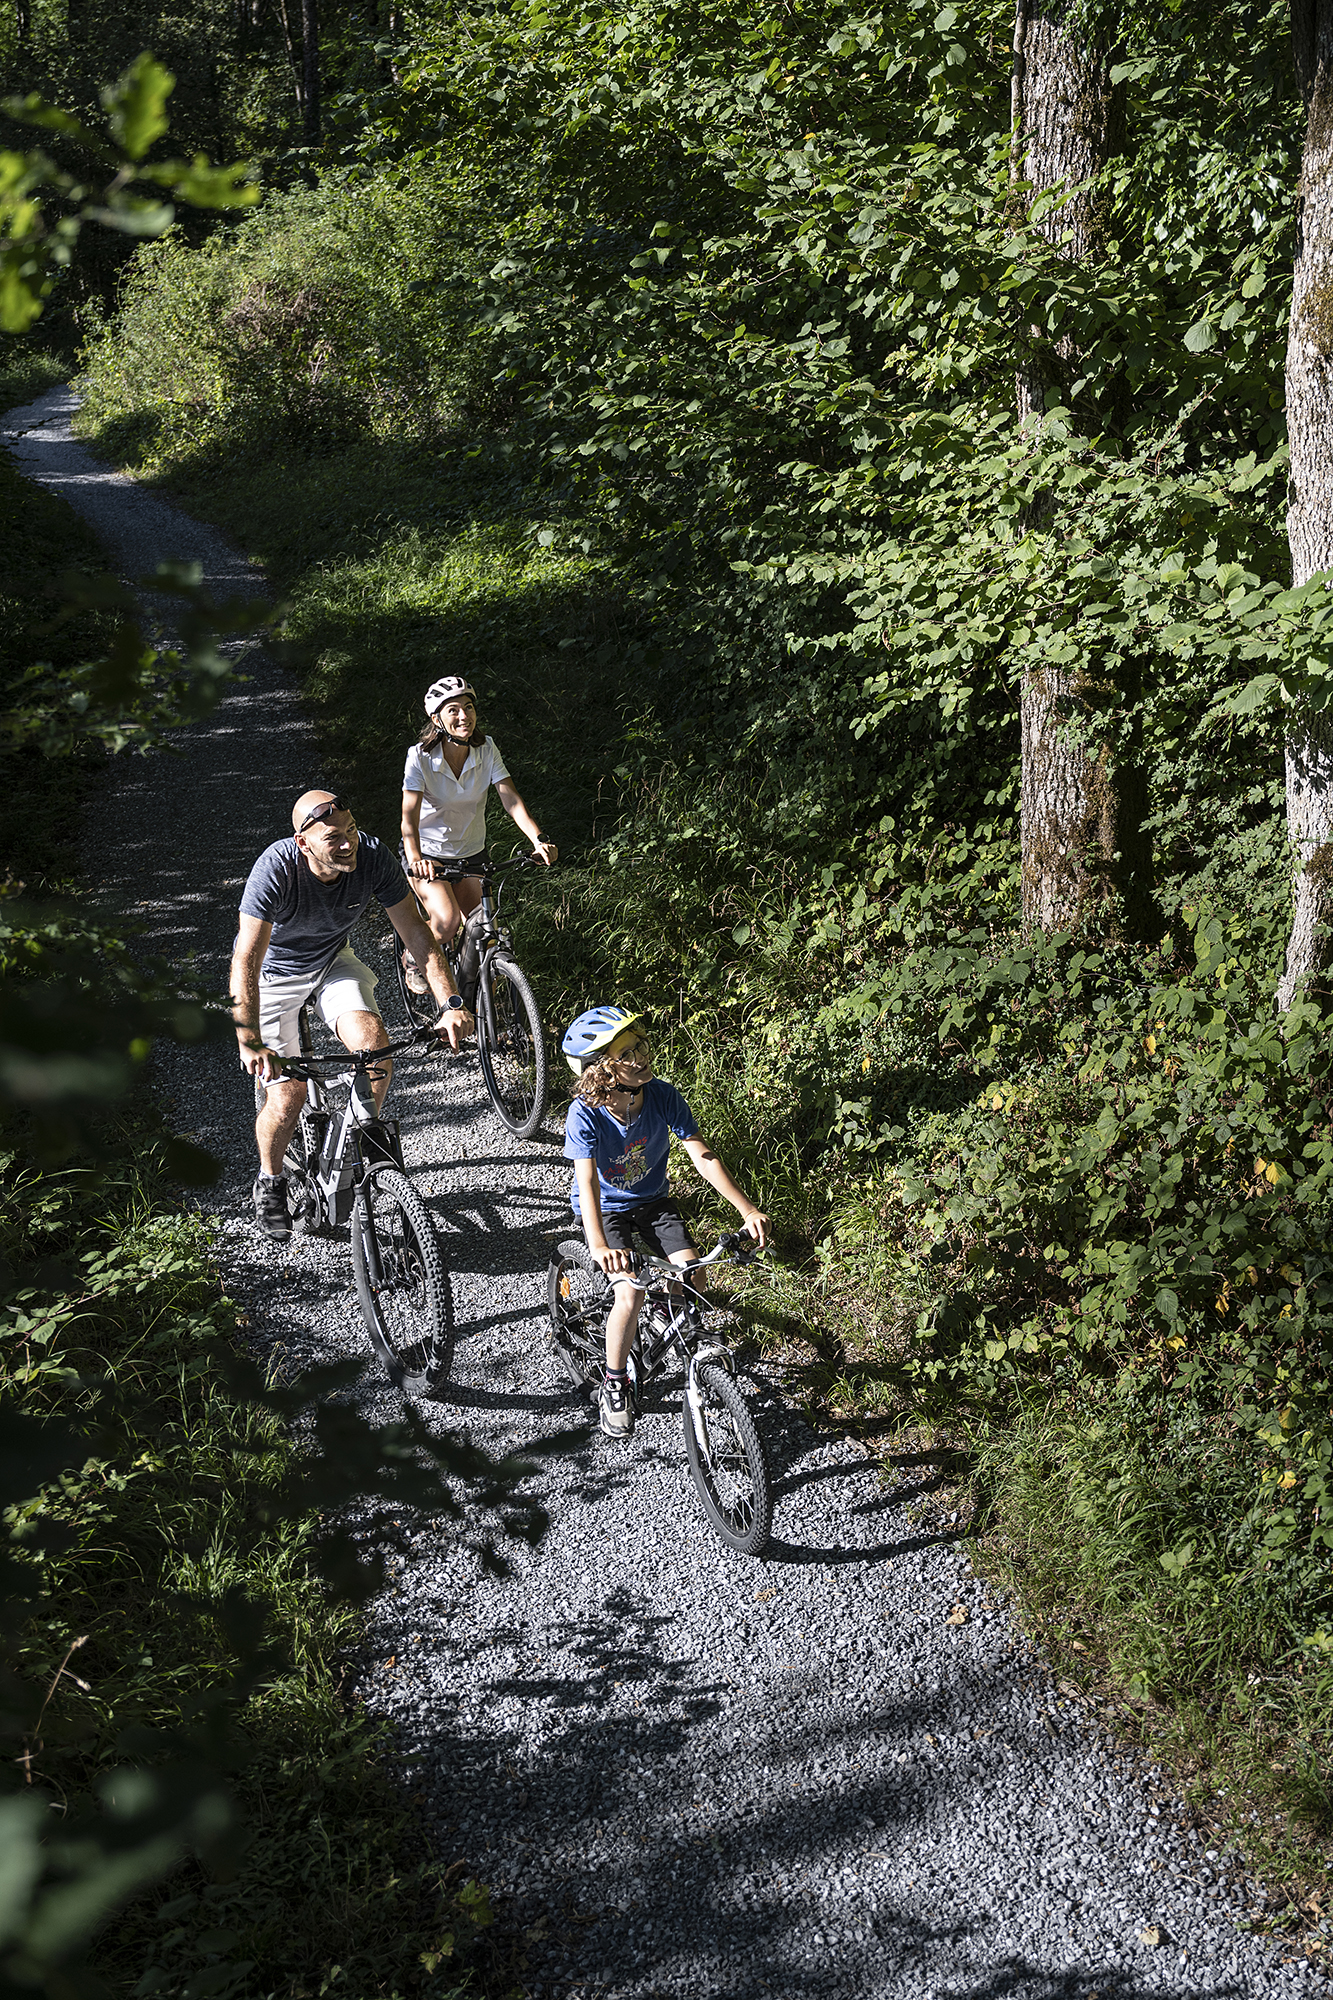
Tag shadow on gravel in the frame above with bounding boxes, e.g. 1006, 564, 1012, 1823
429, 1668, 1221, 2000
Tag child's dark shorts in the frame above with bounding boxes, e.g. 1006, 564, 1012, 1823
586, 1197, 697, 1261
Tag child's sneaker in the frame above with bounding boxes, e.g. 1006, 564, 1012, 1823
599, 1372, 633, 1439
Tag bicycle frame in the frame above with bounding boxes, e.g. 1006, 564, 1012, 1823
430, 856, 534, 1035
278, 1022, 430, 1229
619, 1236, 756, 1448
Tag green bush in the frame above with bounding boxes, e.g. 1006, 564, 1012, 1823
80, 173, 494, 478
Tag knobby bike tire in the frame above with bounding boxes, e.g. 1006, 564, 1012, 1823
351, 1167, 451, 1392
682, 1360, 772, 1557
477, 955, 548, 1139
545, 1240, 607, 1394
282, 1109, 326, 1234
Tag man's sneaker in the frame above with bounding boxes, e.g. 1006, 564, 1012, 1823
599, 1373, 634, 1439
403, 952, 430, 996
252, 1173, 290, 1240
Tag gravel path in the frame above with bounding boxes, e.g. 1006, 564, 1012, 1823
4, 385, 1323, 2000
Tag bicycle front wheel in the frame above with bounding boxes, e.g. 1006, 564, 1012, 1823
282, 1110, 325, 1235
351, 1169, 450, 1392
545, 1241, 606, 1394
682, 1361, 772, 1556
477, 954, 547, 1139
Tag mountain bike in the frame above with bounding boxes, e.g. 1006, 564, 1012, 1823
261, 1009, 451, 1393
545, 1232, 773, 1556
394, 854, 548, 1141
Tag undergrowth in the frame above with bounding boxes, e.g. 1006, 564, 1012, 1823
75, 165, 1333, 1932
3, 1125, 501, 1999
0, 451, 506, 1994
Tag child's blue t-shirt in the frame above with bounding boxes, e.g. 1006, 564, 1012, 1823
563, 1080, 699, 1215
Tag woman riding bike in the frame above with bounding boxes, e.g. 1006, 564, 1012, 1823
399, 675, 556, 993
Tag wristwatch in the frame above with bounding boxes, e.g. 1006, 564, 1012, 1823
441, 995, 466, 1012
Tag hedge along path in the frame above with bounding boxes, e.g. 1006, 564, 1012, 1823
1, 383, 1317, 2000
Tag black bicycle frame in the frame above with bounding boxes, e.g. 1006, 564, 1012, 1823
279, 1024, 429, 1227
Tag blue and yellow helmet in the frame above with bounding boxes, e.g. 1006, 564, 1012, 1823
562, 1006, 646, 1076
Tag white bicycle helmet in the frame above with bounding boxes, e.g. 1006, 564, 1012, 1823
424, 675, 477, 714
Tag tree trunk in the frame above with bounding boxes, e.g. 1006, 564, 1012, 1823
1278, 1, 1333, 1009
301, 0, 320, 146
16, 0, 30, 47
1012, 1, 1150, 937
275, 0, 304, 117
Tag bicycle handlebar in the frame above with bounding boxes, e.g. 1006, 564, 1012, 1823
414, 853, 546, 885
270, 1025, 441, 1084
629, 1231, 762, 1282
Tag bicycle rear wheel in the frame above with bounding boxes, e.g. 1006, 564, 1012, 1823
351, 1168, 450, 1392
682, 1361, 772, 1556
545, 1241, 606, 1393
477, 954, 547, 1138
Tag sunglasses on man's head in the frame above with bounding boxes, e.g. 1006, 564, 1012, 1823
297, 796, 351, 835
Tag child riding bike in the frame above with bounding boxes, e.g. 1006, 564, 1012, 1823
399, 675, 556, 994
560, 1005, 771, 1440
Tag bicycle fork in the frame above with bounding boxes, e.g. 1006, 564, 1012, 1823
684, 1344, 733, 1456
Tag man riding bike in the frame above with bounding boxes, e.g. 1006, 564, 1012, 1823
231, 789, 471, 1240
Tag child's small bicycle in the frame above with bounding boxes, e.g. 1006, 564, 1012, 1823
545, 1232, 773, 1556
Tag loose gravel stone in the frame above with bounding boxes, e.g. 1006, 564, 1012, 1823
5, 384, 1327, 1999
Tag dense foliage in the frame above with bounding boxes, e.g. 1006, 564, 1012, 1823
39, 0, 1333, 1937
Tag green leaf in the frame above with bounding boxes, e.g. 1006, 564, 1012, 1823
0, 1794, 46, 1942
1225, 673, 1280, 715
1184, 319, 1216, 353
140, 156, 260, 210
102, 54, 175, 163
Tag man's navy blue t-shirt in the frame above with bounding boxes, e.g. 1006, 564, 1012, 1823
563, 1080, 699, 1215
238, 834, 408, 979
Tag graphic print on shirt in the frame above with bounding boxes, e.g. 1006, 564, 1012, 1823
607, 1135, 650, 1191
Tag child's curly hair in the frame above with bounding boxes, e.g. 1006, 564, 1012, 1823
571, 1056, 627, 1111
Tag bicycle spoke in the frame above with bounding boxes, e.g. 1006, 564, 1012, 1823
478, 956, 547, 1138
682, 1361, 772, 1556
352, 1169, 450, 1391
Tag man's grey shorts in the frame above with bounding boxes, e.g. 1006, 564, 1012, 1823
258, 947, 380, 1063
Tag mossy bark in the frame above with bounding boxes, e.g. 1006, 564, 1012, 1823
1012, 2, 1152, 939
1279, 1, 1333, 1009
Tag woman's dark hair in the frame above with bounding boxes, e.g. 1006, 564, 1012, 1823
420, 707, 487, 751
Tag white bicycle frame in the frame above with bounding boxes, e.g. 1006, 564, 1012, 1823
627, 1237, 747, 1454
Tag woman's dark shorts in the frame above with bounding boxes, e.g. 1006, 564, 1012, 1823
586, 1197, 697, 1261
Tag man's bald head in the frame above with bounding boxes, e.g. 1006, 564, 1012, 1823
291, 792, 359, 877
293, 789, 339, 835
